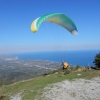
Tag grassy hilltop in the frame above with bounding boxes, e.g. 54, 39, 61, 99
0, 67, 100, 100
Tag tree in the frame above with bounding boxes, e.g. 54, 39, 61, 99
93, 52, 100, 69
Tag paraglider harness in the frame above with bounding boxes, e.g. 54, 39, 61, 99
62, 61, 68, 71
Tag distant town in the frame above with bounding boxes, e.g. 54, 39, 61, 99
0, 56, 61, 84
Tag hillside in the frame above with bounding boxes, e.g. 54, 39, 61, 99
0, 67, 100, 100
0, 56, 60, 84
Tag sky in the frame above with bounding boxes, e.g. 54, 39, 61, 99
0, 0, 100, 54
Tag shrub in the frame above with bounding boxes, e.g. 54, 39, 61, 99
69, 66, 75, 71
64, 70, 71, 75
75, 65, 80, 70
93, 52, 100, 69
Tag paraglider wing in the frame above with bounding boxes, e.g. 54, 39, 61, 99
31, 13, 78, 35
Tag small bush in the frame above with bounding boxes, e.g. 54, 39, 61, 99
64, 70, 71, 75
69, 66, 75, 71
75, 65, 80, 70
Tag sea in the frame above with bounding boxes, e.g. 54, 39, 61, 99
11, 50, 99, 67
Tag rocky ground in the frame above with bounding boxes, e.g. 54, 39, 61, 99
36, 77, 100, 100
